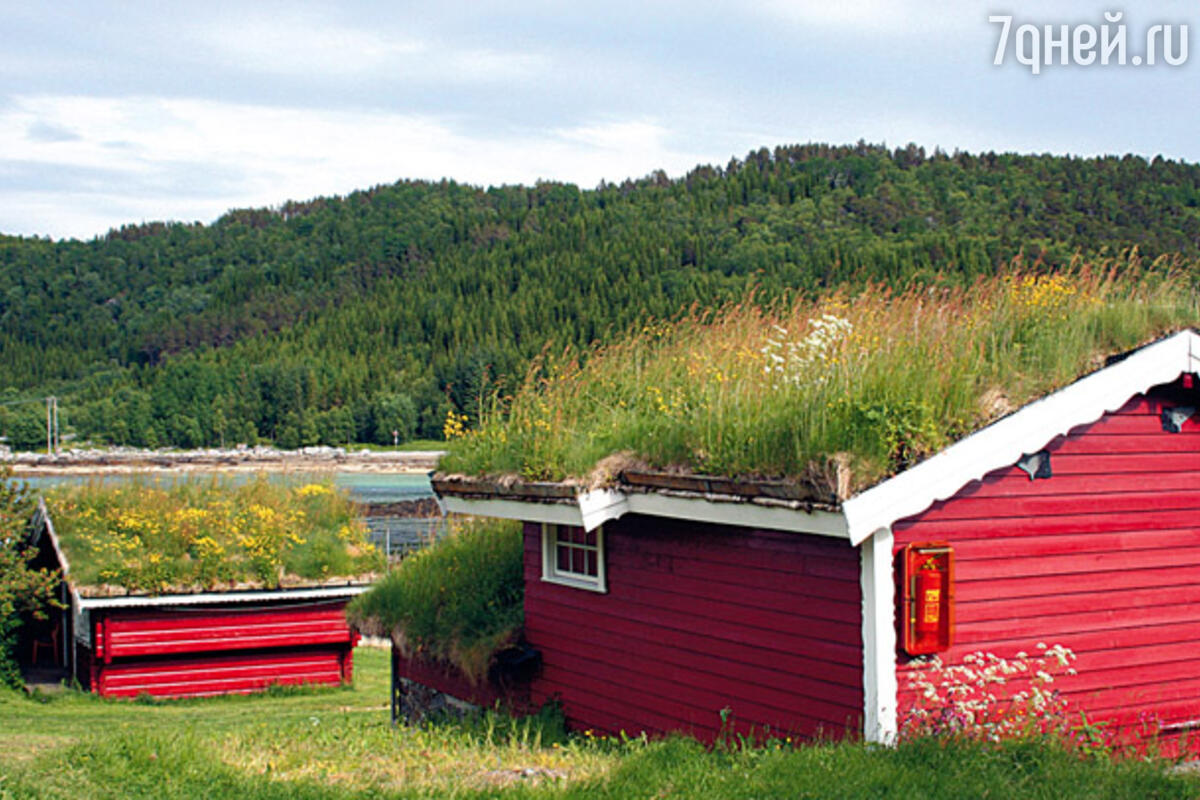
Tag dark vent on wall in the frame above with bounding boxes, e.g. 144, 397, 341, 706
1161, 406, 1195, 433
1016, 450, 1052, 481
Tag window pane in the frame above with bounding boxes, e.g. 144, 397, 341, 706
570, 546, 583, 573
583, 550, 595, 576
584, 530, 596, 547
557, 545, 570, 571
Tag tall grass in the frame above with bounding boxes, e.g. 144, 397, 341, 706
443, 263, 1198, 489
347, 517, 524, 682
3, 651, 1197, 800
49, 477, 383, 593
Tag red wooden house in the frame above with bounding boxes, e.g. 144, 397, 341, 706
434, 329, 1200, 752
28, 501, 366, 698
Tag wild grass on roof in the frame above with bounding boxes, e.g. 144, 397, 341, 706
442, 260, 1199, 490
49, 477, 383, 594
347, 516, 523, 683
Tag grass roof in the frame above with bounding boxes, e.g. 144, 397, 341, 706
441, 263, 1199, 492
48, 477, 383, 595
347, 517, 523, 682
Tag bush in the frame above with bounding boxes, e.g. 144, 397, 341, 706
347, 517, 523, 682
0, 466, 59, 688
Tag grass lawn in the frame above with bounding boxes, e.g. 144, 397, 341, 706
352, 441, 448, 452
1, 646, 1197, 799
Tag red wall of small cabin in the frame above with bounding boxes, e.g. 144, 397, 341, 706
86, 598, 358, 698
523, 515, 863, 741
893, 383, 1200, 754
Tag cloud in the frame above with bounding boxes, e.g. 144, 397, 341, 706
0, 95, 714, 239
747, 0, 976, 36
192, 13, 546, 84
194, 14, 425, 77
26, 120, 81, 143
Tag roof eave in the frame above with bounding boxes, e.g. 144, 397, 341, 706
439, 487, 849, 539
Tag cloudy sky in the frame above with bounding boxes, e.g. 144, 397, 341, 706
2, 1, 1197, 239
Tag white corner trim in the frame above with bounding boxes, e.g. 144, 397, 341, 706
860, 526, 897, 745
843, 330, 1198, 544
578, 489, 630, 532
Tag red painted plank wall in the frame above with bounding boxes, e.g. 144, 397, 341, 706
523, 515, 863, 741
99, 601, 354, 659
95, 649, 347, 698
88, 598, 357, 698
893, 385, 1200, 753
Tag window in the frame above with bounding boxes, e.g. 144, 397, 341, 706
541, 523, 606, 592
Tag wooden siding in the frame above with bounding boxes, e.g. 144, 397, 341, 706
393, 650, 533, 712
87, 599, 356, 698
97, 600, 354, 659
94, 649, 347, 698
523, 515, 863, 741
893, 385, 1200, 751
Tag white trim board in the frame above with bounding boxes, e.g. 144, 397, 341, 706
859, 526, 897, 744
440, 495, 587, 526
441, 490, 847, 538
625, 492, 846, 537
76, 584, 370, 610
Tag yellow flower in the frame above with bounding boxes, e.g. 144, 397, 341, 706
443, 409, 469, 439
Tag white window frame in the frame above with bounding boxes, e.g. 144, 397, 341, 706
540, 523, 607, 593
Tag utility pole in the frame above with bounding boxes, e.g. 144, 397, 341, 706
45, 396, 59, 454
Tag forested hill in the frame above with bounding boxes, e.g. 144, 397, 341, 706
2, 142, 1200, 450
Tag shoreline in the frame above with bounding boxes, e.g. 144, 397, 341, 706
5, 446, 444, 476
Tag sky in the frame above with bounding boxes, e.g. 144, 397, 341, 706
2, 0, 1198, 240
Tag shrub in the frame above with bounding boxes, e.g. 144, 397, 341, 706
0, 466, 59, 688
347, 517, 523, 682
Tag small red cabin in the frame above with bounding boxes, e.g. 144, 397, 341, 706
434, 330, 1200, 753
28, 504, 365, 698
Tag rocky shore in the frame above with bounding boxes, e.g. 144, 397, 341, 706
2, 445, 444, 475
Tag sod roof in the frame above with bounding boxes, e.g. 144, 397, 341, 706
42, 478, 383, 597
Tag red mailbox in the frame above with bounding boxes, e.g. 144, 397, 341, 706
901, 542, 954, 656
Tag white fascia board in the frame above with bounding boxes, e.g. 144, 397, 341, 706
440, 495, 587, 527
441, 489, 848, 538
843, 331, 1197, 545
860, 526, 897, 744
77, 584, 370, 610
625, 492, 848, 538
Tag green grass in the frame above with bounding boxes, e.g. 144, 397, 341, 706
348, 440, 448, 452
48, 476, 383, 593
1, 646, 1196, 799
442, 264, 1200, 489
347, 518, 523, 681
